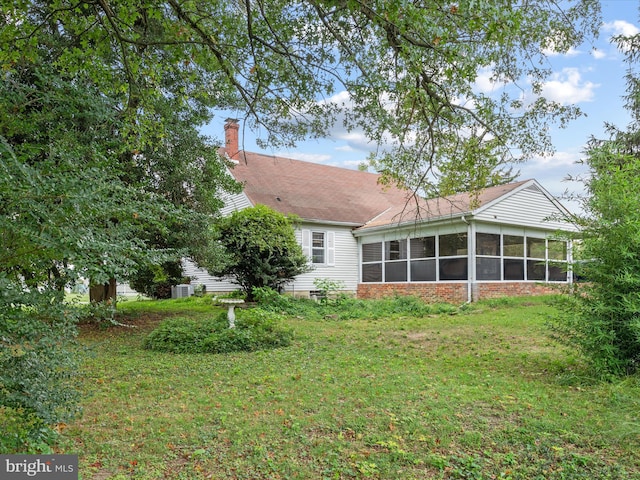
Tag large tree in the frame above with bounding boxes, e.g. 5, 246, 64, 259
3, 1, 600, 199
551, 26, 640, 378
0, 0, 602, 447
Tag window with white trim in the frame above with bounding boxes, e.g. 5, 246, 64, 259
473, 233, 568, 282
312, 232, 325, 264
302, 229, 335, 266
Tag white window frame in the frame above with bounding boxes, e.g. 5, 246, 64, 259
302, 229, 335, 266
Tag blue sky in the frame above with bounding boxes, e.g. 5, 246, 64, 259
202, 1, 639, 213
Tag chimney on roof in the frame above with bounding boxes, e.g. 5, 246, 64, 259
224, 118, 240, 159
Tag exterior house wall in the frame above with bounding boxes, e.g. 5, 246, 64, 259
355, 213, 573, 303
287, 223, 359, 295
474, 183, 578, 232
182, 174, 577, 303
219, 190, 253, 216
182, 223, 359, 297
357, 282, 469, 304
181, 258, 238, 293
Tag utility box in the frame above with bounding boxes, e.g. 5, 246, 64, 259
171, 284, 193, 299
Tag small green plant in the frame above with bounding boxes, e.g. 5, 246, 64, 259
312, 278, 346, 304
143, 309, 293, 354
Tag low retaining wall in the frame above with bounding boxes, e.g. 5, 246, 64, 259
357, 282, 567, 303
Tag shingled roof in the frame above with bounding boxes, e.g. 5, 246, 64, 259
356, 179, 532, 230
220, 119, 541, 229
226, 151, 412, 225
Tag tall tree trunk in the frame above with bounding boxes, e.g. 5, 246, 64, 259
90, 278, 117, 305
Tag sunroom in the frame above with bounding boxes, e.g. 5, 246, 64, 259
354, 179, 577, 303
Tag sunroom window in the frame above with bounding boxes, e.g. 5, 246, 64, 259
476, 233, 500, 280
439, 233, 467, 280
410, 237, 436, 281
385, 240, 407, 282
362, 242, 382, 282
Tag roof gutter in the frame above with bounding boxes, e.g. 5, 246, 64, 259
352, 212, 470, 237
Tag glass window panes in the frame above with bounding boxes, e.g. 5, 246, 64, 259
385, 240, 407, 261
476, 233, 500, 256
439, 258, 468, 280
439, 233, 468, 257
527, 260, 546, 280
410, 237, 435, 259
312, 232, 325, 264
476, 258, 501, 280
504, 259, 524, 280
548, 240, 567, 260
362, 242, 382, 263
411, 259, 436, 281
362, 263, 382, 282
385, 261, 407, 282
527, 238, 546, 259
503, 235, 524, 257
548, 264, 567, 281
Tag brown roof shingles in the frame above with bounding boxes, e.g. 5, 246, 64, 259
225, 149, 531, 229
227, 151, 412, 225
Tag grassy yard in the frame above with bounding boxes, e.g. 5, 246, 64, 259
61, 296, 640, 479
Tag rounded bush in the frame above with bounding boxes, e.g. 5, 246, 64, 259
143, 309, 293, 354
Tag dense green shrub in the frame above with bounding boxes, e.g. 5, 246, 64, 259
143, 309, 293, 354
0, 282, 81, 452
550, 145, 640, 378
206, 206, 311, 301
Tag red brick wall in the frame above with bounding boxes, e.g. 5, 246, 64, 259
357, 283, 468, 304
473, 282, 566, 300
357, 282, 567, 303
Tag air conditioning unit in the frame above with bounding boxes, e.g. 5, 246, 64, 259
171, 284, 194, 299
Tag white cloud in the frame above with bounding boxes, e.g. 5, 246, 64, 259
342, 159, 368, 169
603, 20, 640, 37
542, 45, 582, 57
592, 48, 607, 59
527, 150, 582, 169
319, 90, 352, 107
475, 67, 504, 94
541, 68, 598, 104
335, 145, 356, 152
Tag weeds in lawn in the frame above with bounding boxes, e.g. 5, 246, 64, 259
143, 309, 293, 354
61, 295, 640, 479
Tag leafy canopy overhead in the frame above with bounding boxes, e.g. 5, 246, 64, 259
2, 0, 600, 197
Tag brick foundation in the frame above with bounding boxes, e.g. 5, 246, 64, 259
357, 282, 567, 303
357, 283, 468, 303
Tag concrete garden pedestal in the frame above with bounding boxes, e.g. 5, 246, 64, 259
218, 298, 245, 328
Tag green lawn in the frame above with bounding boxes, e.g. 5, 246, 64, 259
62, 296, 640, 479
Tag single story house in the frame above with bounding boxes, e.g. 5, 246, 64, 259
183, 119, 577, 303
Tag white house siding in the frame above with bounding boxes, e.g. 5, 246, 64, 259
474, 183, 578, 232
219, 190, 253, 216
286, 223, 359, 295
181, 258, 239, 293
181, 223, 359, 296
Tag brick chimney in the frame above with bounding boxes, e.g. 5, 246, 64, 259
224, 118, 239, 159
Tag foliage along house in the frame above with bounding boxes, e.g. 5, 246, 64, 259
183, 120, 578, 303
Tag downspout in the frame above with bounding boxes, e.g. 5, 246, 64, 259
462, 215, 474, 303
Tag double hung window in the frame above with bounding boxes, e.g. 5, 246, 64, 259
302, 230, 335, 266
